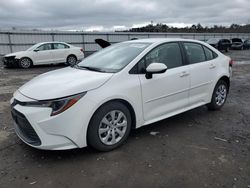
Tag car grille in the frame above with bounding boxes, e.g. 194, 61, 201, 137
11, 107, 41, 146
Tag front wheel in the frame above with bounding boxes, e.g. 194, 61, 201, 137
87, 102, 132, 151
207, 80, 228, 110
19, 57, 32, 68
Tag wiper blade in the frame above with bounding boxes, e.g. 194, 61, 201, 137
78, 66, 106, 72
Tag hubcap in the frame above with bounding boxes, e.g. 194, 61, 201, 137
68, 56, 76, 65
20, 58, 31, 68
98, 110, 127, 146
215, 84, 227, 106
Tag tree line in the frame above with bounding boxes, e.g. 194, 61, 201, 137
123, 23, 250, 33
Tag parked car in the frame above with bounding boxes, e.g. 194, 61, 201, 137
243, 39, 250, 50
3, 42, 84, 68
11, 38, 232, 151
231, 38, 244, 50
206, 38, 231, 52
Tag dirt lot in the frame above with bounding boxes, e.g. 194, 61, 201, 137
0, 50, 250, 188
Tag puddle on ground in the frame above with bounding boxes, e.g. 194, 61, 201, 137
0, 130, 10, 143
0, 101, 10, 113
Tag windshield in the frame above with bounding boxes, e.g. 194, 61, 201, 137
207, 38, 220, 43
232, 38, 242, 43
26, 43, 41, 51
77, 42, 151, 73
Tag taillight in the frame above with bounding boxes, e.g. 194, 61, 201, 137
80, 48, 84, 53
229, 59, 234, 67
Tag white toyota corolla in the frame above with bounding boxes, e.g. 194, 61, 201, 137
10, 38, 232, 151
3, 42, 84, 68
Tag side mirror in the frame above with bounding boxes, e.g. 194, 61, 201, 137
34, 49, 39, 52
145, 63, 167, 79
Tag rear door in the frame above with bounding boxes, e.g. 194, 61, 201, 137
182, 42, 218, 106
32, 43, 54, 65
52, 43, 70, 63
138, 42, 190, 122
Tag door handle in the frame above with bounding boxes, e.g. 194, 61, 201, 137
209, 64, 216, 69
180, 71, 189, 77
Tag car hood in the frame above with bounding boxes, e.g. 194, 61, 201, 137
4, 51, 26, 57
18, 67, 113, 100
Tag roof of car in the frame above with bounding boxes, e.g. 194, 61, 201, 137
37, 41, 69, 45
125, 38, 203, 44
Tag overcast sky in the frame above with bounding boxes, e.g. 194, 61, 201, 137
0, 0, 250, 31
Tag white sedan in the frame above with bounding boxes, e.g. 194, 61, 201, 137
11, 38, 231, 151
3, 42, 84, 68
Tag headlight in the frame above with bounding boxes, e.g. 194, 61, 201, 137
24, 92, 86, 116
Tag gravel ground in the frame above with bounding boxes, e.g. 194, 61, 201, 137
0, 50, 250, 188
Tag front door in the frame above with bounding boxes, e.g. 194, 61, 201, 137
138, 42, 190, 122
32, 43, 54, 64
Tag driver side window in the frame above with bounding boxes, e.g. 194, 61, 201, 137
137, 42, 183, 73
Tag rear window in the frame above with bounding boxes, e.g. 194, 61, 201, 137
183, 42, 206, 64
203, 46, 214, 61
53, 43, 69, 49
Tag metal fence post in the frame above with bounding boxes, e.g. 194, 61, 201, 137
106, 33, 109, 43
7, 32, 13, 53
82, 33, 85, 50
51, 33, 55, 41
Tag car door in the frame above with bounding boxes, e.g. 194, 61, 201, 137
52, 43, 70, 63
32, 43, 54, 65
182, 42, 217, 107
138, 42, 190, 122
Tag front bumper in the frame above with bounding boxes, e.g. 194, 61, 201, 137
10, 91, 95, 150
3, 56, 20, 67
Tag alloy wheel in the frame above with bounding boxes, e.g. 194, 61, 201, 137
68, 56, 77, 65
98, 110, 127, 146
20, 58, 31, 68
215, 84, 227, 106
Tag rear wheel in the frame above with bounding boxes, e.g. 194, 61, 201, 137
207, 80, 228, 110
87, 102, 132, 151
66, 55, 77, 66
19, 57, 32, 68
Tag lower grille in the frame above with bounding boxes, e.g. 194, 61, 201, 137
11, 108, 41, 146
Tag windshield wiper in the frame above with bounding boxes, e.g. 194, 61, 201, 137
77, 65, 106, 72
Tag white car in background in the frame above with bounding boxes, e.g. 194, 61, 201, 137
3, 42, 84, 68
11, 38, 232, 151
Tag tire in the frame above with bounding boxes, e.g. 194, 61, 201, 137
19, 57, 32, 69
207, 80, 228, 111
66, 55, 77, 66
87, 101, 132, 151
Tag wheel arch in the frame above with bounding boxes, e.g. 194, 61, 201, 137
88, 98, 137, 130
67, 54, 77, 61
218, 75, 230, 90
19, 56, 34, 68
20, 56, 34, 64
